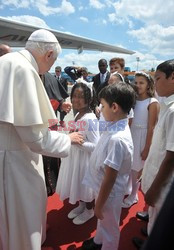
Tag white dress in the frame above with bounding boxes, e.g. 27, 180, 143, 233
56, 112, 99, 204
131, 97, 158, 171
0, 50, 71, 250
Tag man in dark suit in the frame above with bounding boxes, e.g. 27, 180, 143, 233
92, 59, 110, 117
55, 66, 69, 125
93, 59, 110, 93
55, 66, 68, 92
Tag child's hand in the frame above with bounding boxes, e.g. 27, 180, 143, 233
141, 147, 149, 161
94, 205, 104, 220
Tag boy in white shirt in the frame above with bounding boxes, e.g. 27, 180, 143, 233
82, 82, 136, 250
141, 59, 174, 235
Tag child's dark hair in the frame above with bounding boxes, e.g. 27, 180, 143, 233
135, 71, 155, 97
70, 82, 93, 109
98, 82, 136, 114
156, 59, 174, 78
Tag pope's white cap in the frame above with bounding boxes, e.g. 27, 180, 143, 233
28, 29, 58, 43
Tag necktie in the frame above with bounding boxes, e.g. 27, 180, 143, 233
101, 74, 105, 83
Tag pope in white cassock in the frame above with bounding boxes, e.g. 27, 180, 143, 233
0, 29, 83, 250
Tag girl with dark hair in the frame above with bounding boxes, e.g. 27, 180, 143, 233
122, 71, 160, 208
56, 82, 99, 225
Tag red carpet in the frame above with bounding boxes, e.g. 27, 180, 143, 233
42, 190, 147, 250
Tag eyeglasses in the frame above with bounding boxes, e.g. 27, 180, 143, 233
56, 70, 60, 72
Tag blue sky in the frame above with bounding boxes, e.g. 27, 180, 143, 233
1, 0, 174, 73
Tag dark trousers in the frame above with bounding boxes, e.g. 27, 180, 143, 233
43, 124, 61, 197
60, 111, 67, 121
43, 156, 61, 197
141, 180, 174, 250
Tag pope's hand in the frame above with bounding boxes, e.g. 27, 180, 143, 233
68, 132, 84, 145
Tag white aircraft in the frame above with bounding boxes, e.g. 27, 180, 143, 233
0, 17, 134, 55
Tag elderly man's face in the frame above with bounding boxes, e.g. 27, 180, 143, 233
39, 50, 57, 74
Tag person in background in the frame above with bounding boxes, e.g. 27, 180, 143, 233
64, 65, 90, 83
108, 72, 124, 85
92, 59, 110, 119
122, 72, 159, 209
93, 59, 110, 95
54, 66, 69, 126
82, 83, 136, 250
109, 57, 125, 75
0, 43, 11, 56
109, 57, 130, 84
55, 66, 68, 92
0, 29, 83, 250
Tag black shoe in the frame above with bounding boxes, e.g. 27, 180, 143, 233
82, 237, 102, 250
136, 211, 149, 222
132, 237, 144, 249
141, 227, 148, 237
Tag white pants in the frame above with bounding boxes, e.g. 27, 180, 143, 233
94, 195, 124, 250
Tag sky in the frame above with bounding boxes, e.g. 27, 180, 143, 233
0, 0, 174, 74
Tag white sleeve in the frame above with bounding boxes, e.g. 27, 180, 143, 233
128, 108, 134, 119
76, 117, 99, 153
104, 136, 125, 170
165, 110, 174, 152
149, 97, 159, 105
15, 124, 71, 158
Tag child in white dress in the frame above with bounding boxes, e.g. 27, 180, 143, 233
122, 71, 160, 208
56, 82, 99, 225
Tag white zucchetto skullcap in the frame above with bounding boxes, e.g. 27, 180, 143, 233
28, 29, 58, 43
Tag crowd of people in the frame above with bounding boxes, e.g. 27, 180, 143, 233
0, 28, 174, 250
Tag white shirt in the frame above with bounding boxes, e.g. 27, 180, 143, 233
83, 119, 133, 197
142, 94, 174, 203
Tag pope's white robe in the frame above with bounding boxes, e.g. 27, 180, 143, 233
0, 50, 71, 250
